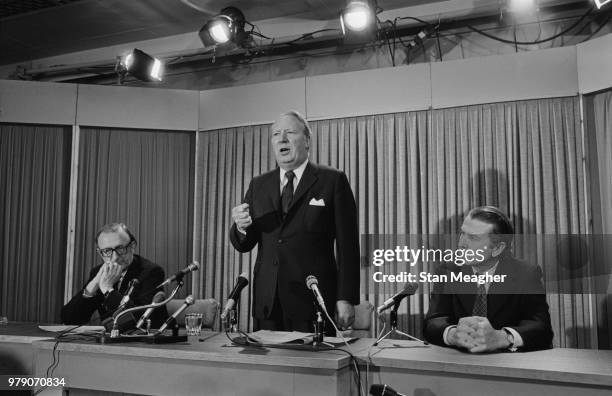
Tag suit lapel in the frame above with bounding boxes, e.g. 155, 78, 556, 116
119, 255, 141, 293
453, 267, 478, 314
287, 162, 318, 213
487, 256, 516, 319
264, 168, 281, 214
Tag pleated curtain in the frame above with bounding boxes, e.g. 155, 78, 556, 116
71, 127, 195, 300
584, 89, 612, 349
0, 124, 72, 323
193, 96, 598, 348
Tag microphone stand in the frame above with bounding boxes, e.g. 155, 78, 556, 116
101, 281, 186, 344
374, 301, 427, 346
224, 295, 241, 333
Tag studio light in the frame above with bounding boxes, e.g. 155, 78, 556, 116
199, 6, 247, 47
340, 0, 376, 34
121, 49, 163, 82
594, 0, 612, 9
507, 0, 538, 14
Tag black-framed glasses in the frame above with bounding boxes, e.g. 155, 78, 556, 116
97, 241, 134, 258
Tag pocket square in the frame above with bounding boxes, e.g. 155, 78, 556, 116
309, 198, 325, 206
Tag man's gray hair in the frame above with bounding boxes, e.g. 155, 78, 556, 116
95, 222, 137, 246
280, 110, 311, 139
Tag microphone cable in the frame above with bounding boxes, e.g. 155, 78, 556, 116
33, 325, 103, 395
224, 328, 364, 396
319, 308, 365, 396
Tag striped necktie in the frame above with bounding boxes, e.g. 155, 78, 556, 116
472, 282, 487, 317
281, 170, 295, 217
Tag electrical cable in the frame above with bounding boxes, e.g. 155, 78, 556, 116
225, 318, 365, 396
466, 6, 594, 45
285, 29, 341, 45
580, 9, 612, 42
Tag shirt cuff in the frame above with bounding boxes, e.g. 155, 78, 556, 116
443, 325, 456, 345
503, 327, 524, 348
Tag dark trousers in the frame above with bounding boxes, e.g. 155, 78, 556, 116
254, 288, 334, 336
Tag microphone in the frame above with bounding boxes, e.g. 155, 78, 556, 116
306, 275, 328, 314
157, 261, 200, 288
369, 384, 406, 396
376, 283, 419, 314
117, 278, 140, 312
158, 295, 195, 333
220, 272, 249, 320
135, 291, 166, 328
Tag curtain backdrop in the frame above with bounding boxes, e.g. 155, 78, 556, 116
72, 127, 195, 302
193, 96, 595, 347
585, 89, 612, 349
0, 124, 72, 323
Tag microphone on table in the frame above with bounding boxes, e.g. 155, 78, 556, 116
376, 283, 419, 314
116, 278, 140, 312
370, 384, 406, 396
157, 261, 200, 288
220, 272, 249, 320
158, 295, 195, 333
105, 278, 140, 331
306, 275, 328, 314
135, 291, 166, 328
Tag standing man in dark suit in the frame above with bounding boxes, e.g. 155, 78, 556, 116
61, 223, 167, 328
230, 111, 360, 333
424, 206, 553, 352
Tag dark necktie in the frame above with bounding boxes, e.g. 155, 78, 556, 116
472, 282, 487, 317
281, 170, 295, 217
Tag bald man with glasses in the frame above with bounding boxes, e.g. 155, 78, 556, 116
61, 223, 168, 328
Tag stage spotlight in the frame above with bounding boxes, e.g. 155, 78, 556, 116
340, 0, 376, 34
594, 0, 611, 9
121, 49, 163, 82
199, 6, 247, 47
507, 0, 538, 13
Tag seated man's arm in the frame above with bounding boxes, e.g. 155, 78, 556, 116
61, 266, 104, 325
508, 265, 553, 351
424, 268, 456, 346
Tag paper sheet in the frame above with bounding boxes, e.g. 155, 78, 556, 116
38, 325, 105, 333
247, 330, 314, 344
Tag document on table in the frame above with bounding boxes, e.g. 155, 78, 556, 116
247, 330, 356, 346
38, 325, 105, 333
247, 330, 314, 344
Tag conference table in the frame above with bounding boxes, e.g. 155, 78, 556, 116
1, 323, 611, 395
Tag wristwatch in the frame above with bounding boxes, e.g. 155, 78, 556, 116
503, 328, 518, 352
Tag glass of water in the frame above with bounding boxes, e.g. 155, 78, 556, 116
185, 313, 203, 336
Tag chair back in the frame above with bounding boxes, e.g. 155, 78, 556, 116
337, 301, 374, 338
165, 298, 219, 328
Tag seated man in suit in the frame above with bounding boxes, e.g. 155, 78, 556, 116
424, 206, 553, 352
61, 223, 167, 328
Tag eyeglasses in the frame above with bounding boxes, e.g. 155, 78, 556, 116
97, 241, 134, 258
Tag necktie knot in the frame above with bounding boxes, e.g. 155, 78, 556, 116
281, 170, 295, 217
285, 170, 295, 182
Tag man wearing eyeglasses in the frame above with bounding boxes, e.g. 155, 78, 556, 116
61, 223, 168, 328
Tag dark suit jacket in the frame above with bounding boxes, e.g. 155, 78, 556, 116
230, 162, 360, 322
424, 255, 553, 351
61, 255, 168, 328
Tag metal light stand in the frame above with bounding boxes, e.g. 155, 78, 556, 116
374, 301, 427, 346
